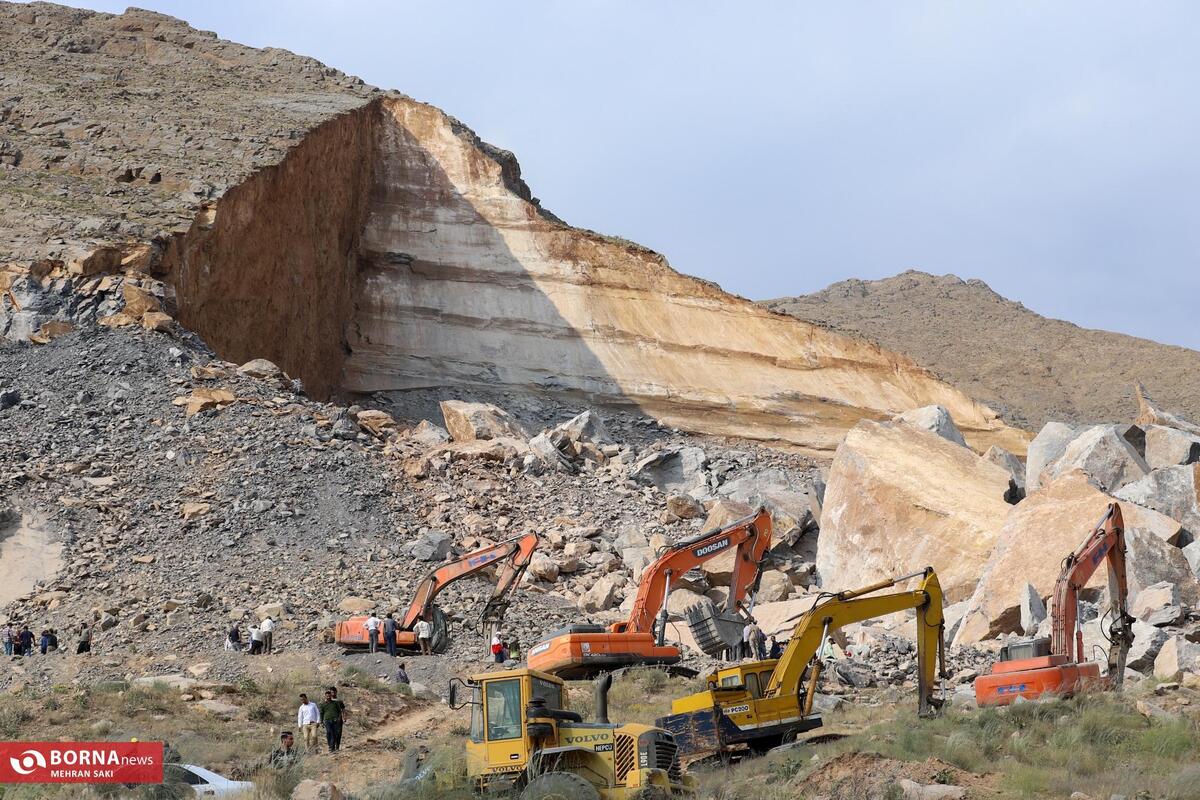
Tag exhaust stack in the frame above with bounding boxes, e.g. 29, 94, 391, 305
594, 673, 613, 724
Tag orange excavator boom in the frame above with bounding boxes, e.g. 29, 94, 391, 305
529, 507, 772, 678
975, 503, 1134, 705
335, 532, 540, 653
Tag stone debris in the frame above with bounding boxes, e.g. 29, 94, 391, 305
1042, 425, 1150, 493
1025, 421, 1079, 493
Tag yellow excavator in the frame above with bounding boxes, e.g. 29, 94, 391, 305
657, 568, 946, 761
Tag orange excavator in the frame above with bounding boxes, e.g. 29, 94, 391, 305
975, 502, 1134, 705
528, 508, 773, 679
335, 532, 539, 654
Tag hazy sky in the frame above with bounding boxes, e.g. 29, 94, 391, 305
48, 1, 1200, 349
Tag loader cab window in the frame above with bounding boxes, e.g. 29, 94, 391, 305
720, 675, 741, 688
469, 686, 484, 743
532, 677, 562, 711
744, 672, 761, 699
486, 679, 522, 741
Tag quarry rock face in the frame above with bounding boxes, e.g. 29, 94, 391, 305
0, 4, 1026, 454
953, 471, 1194, 645
817, 420, 1013, 602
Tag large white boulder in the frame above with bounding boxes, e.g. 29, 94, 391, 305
983, 445, 1025, 494
1025, 422, 1079, 493
1042, 425, 1149, 493
1114, 463, 1200, 536
1153, 636, 1200, 680
1144, 425, 1200, 470
817, 420, 1013, 602
953, 470, 1192, 645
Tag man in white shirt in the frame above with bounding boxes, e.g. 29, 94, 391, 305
261, 616, 276, 655
363, 613, 382, 653
296, 693, 321, 752
414, 617, 433, 655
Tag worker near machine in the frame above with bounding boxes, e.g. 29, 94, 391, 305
819, 636, 837, 667
363, 612, 382, 654
383, 613, 398, 657
296, 694, 321, 753
508, 636, 521, 662
490, 632, 504, 663
415, 616, 433, 655
767, 635, 782, 660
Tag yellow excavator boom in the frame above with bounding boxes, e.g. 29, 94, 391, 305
658, 567, 946, 761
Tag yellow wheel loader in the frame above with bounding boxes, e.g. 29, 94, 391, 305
436, 667, 696, 799
658, 568, 947, 762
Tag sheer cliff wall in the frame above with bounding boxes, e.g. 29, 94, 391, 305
162, 96, 1025, 454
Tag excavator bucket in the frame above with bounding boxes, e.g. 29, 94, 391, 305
685, 603, 744, 658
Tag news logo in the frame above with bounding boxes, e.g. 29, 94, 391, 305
0, 742, 163, 784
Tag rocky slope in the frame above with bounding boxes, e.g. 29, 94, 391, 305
0, 2, 1026, 455
766, 271, 1200, 431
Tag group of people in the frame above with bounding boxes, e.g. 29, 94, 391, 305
225, 616, 276, 655
276, 687, 348, 759
3, 622, 92, 656
740, 621, 782, 660
361, 612, 433, 656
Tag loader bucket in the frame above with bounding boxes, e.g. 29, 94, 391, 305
685, 603, 744, 657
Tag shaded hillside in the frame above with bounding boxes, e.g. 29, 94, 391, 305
766, 270, 1200, 430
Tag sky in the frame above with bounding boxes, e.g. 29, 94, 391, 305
43, 1, 1200, 349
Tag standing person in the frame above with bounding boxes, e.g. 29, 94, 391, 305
753, 626, 767, 660
260, 616, 275, 655
296, 694, 321, 753
382, 613, 398, 658
508, 636, 521, 663
2, 622, 13, 656
819, 636, 837, 669
248, 624, 263, 655
414, 616, 433, 656
490, 632, 504, 664
395, 662, 410, 686
76, 622, 92, 655
39, 629, 50, 656
18, 626, 33, 656
767, 635, 782, 660
319, 689, 346, 753
47, 629, 59, 653
363, 613, 381, 654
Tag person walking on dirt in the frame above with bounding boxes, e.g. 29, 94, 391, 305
383, 613, 398, 658
260, 616, 276, 655
320, 689, 346, 753
363, 613, 381, 654
76, 622, 91, 654
296, 694, 321, 753
2, 623, 13, 656
415, 616, 433, 655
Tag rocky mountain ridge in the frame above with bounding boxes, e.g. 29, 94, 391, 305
767, 270, 1200, 431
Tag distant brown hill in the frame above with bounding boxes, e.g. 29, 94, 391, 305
765, 271, 1200, 431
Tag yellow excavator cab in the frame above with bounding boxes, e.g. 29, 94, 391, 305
447, 668, 696, 799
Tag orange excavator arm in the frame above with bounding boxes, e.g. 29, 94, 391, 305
402, 532, 540, 630
612, 507, 772, 642
1050, 503, 1134, 674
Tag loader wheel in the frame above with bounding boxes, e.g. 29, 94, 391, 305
520, 772, 600, 800
430, 606, 450, 654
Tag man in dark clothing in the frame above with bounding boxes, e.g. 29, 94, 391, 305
269, 732, 299, 768
383, 613, 398, 658
39, 630, 50, 655
395, 662, 410, 685
19, 626, 34, 656
319, 689, 346, 753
